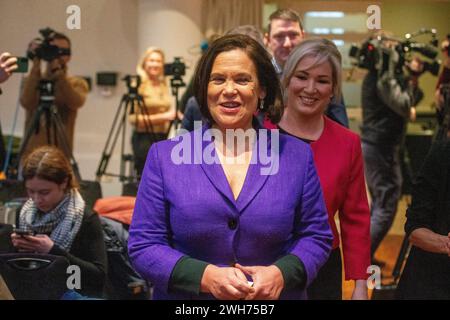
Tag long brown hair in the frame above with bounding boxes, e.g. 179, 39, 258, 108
22, 146, 79, 190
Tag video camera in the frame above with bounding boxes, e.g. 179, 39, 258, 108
164, 57, 186, 78
27, 27, 71, 62
122, 75, 141, 95
349, 28, 441, 76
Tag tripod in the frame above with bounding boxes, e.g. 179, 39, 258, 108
165, 75, 186, 137
96, 75, 157, 182
16, 80, 81, 181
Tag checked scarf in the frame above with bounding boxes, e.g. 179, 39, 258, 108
19, 189, 85, 251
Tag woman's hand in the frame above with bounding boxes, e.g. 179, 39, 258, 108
200, 264, 255, 300
235, 264, 284, 300
11, 233, 54, 254
0, 52, 18, 83
351, 279, 368, 300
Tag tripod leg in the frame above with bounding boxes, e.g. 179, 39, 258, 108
50, 107, 82, 182
16, 106, 46, 169
96, 96, 128, 180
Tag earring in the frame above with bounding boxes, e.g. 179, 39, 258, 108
259, 99, 264, 110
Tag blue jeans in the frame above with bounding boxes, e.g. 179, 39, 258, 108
362, 142, 403, 256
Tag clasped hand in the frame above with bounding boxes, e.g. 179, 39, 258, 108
201, 263, 284, 300
11, 233, 54, 254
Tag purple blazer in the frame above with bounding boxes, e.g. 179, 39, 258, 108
128, 126, 333, 300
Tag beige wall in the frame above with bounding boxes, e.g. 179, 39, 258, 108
0, 0, 203, 182
1, 0, 448, 182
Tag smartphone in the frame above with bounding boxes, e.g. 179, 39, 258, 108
12, 56, 29, 73
13, 228, 35, 236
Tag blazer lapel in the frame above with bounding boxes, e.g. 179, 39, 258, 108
197, 126, 236, 206
236, 129, 276, 212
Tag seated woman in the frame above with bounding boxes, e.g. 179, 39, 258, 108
11, 146, 107, 298
129, 47, 175, 178
272, 38, 371, 299
128, 34, 333, 300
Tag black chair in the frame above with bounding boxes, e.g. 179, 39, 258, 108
0, 180, 26, 204
79, 180, 103, 210
0, 253, 70, 300
122, 181, 139, 197
0, 223, 14, 253
100, 216, 150, 300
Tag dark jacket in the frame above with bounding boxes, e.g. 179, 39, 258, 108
396, 140, 450, 299
16, 208, 108, 298
361, 71, 412, 146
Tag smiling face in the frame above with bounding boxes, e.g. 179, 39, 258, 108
144, 51, 164, 79
207, 49, 266, 131
25, 177, 67, 213
286, 55, 334, 118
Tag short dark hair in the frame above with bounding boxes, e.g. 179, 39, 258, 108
193, 34, 283, 124
226, 25, 265, 47
267, 8, 304, 36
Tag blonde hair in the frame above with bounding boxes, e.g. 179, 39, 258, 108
136, 47, 166, 83
281, 38, 342, 104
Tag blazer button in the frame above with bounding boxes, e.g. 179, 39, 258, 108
228, 218, 238, 230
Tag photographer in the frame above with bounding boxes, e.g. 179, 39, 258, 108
360, 34, 415, 263
19, 29, 88, 160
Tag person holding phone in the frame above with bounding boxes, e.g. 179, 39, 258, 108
0, 52, 19, 85
0, 52, 20, 174
10, 145, 107, 297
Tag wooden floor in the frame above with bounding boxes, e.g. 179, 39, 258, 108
341, 197, 409, 300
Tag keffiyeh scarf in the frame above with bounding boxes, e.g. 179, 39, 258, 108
19, 189, 85, 251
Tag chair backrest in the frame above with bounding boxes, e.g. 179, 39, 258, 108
100, 217, 149, 300
0, 253, 70, 300
0, 223, 14, 253
79, 180, 103, 210
122, 182, 139, 197
0, 180, 26, 204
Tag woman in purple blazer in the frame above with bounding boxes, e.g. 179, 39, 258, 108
128, 34, 333, 300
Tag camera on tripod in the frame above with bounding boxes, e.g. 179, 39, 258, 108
164, 57, 186, 78
122, 75, 141, 95
26, 27, 71, 61
349, 28, 441, 76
